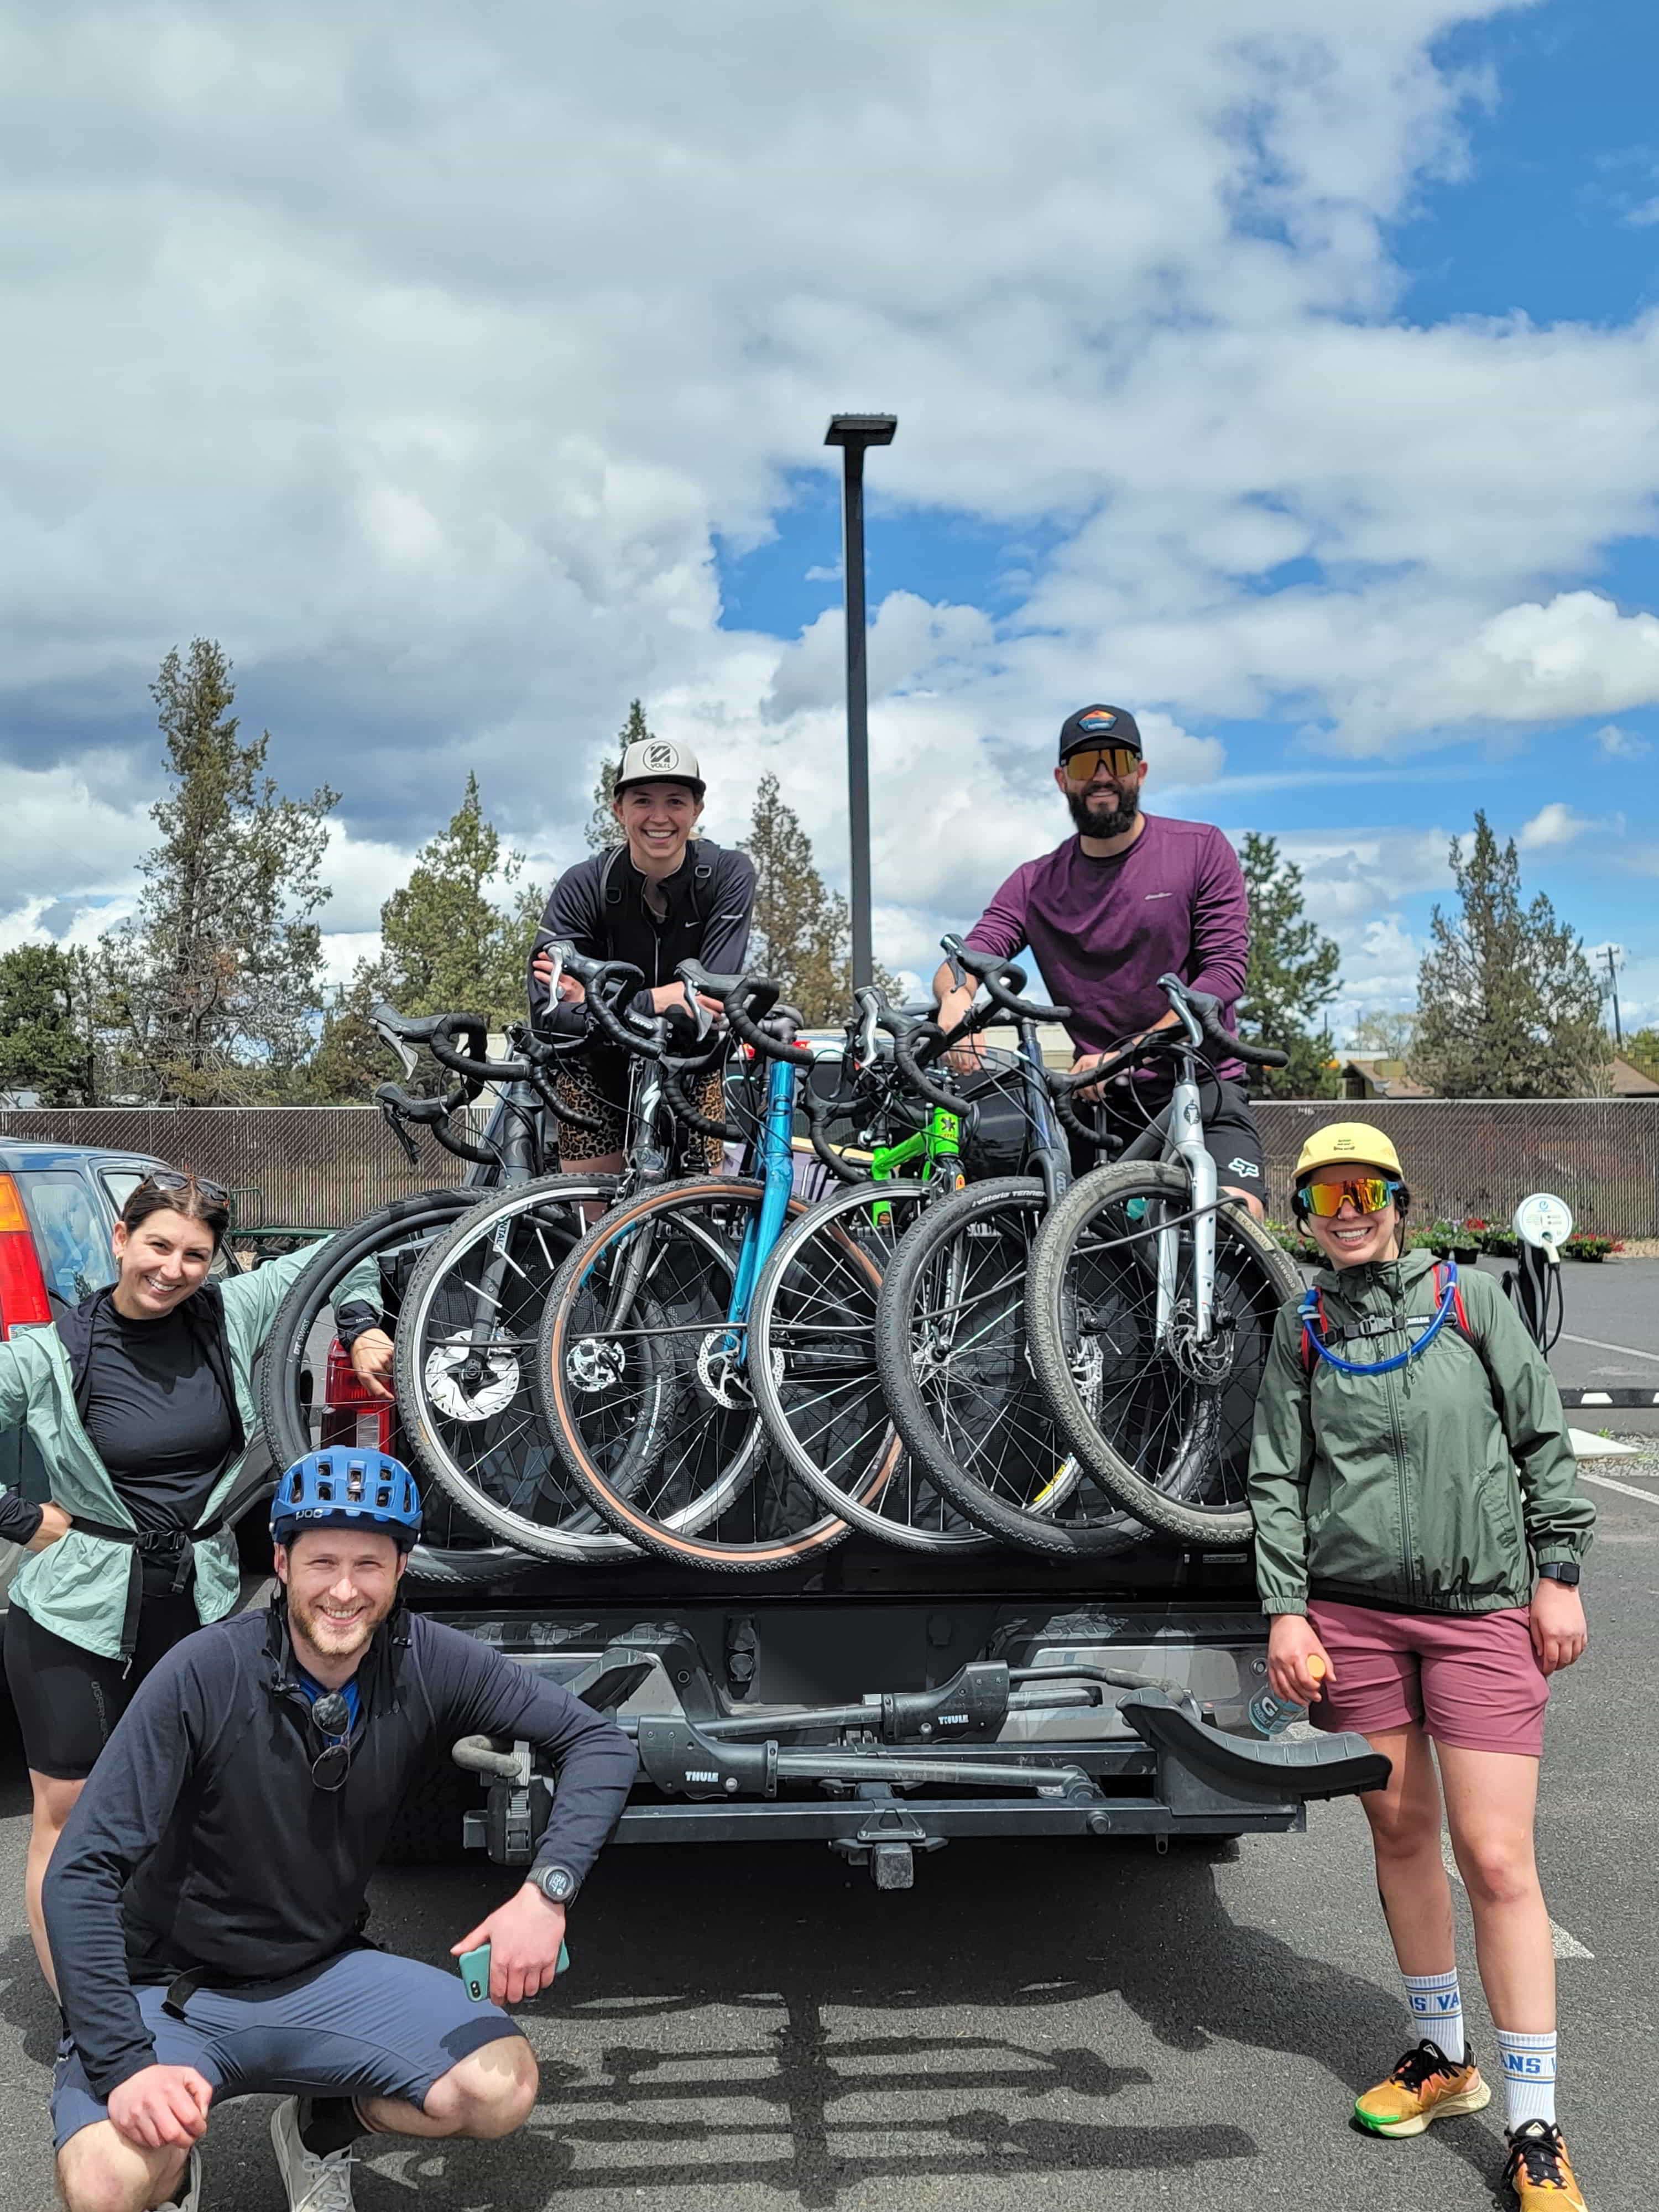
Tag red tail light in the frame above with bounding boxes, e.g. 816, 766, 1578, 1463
0, 1175, 53, 1339
320, 1339, 394, 1452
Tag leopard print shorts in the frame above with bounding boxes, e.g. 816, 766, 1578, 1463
552, 1051, 727, 1175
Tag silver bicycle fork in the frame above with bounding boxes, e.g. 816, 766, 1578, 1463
1155, 1069, 1218, 1344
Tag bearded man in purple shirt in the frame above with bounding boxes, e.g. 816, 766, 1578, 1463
931, 705, 1265, 1218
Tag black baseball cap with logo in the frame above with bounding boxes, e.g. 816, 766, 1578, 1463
1057, 704, 1143, 761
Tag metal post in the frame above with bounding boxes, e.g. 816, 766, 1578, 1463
841, 440, 872, 992
1605, 945, 1623, 1049
825, 415, 896, 992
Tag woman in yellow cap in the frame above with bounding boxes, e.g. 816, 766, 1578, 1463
1249, 1123, 1595, 2210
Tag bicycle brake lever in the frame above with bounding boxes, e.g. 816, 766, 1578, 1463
373, 1022, 421, 1083
681, 977, 713, 1045
378, 1096, 422, 1168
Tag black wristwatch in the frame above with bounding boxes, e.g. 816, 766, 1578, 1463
528, 1864, 579, 1907
1537, 1561, 1580, 1587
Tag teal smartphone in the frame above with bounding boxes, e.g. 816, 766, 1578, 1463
459, 1939, 570, 2003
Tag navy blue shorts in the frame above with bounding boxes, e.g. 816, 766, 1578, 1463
52, 1948, 521, 2151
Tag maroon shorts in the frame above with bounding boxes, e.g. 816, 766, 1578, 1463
1305, 1598, 1547, 1757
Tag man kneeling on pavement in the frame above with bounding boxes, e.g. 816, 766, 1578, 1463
44, 1449, 637, 2212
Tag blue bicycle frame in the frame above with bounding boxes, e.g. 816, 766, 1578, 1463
720, 1050, 800, 1363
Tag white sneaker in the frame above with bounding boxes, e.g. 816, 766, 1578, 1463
269, 2098, 357, 2211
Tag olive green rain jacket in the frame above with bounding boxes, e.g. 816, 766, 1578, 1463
1249, 1250, 1594, 1618
0, 1242, 378, 1660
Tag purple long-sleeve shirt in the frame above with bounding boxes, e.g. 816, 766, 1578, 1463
963, 815, 1249, 1077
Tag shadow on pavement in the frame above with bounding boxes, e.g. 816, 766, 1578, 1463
361, 1833, 1507, 2206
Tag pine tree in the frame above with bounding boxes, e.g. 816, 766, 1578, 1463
0, 945, 103, 1105
104, 641, 337, 1102
308, 777, 546, 1099
585, 701, 650, 850
1237, 832, 1341, 1097
1414, 812, 1608, 1098
375, 773, 544, 1024
740, 773, 896, 1025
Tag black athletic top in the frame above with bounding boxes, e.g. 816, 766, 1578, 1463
81, 1303, 236, 1543
44, 1604, 638, 2098
527, 838, 756, 1033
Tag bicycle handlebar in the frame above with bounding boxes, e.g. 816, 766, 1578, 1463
425, 1011, 530, 1084
941, 936, 1071, 1026
1158, 975, 1289, 1070
660, 1060, 745, 1144
726, 979, 813, 1066
889, 1019, 969, 1113
800, 1087, 870, 1186
373, 1082, 502, 1167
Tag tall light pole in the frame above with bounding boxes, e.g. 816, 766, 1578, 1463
825, 413, 897, 990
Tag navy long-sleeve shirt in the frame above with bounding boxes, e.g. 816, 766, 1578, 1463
44, 1605, 638, 2098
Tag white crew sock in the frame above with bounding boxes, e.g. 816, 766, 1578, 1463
1402, 1968, 1465, 2064
1495, 2028, 1558, 2131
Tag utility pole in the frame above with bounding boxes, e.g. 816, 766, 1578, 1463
1604, 943, 1624, 1049
823, 413, 897, 990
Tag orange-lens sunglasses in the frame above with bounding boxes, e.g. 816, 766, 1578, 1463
1300, 1175, 1400, 1218
1061, 744, 1141, 786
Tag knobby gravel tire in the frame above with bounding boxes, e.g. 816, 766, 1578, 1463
257, 1188, 539, 1589
873, 1177, 1145, 1561
536, 1176, 875, 1572
392, 1172, 633, 1563
747, 1178, 993, 1554
1025, 1162, 1300, 1546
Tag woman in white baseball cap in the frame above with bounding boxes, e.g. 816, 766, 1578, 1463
525, 736, 755, 1173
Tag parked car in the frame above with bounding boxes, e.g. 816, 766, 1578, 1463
0, 1141, 251, 1642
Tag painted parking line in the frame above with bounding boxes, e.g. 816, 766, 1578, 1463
1577, 1470, 1659, 1506
1562, 1331, 1659, 1365
1439, 1840, 1593, 1960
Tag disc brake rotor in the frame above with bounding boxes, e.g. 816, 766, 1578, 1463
424, 1332, 520, 1422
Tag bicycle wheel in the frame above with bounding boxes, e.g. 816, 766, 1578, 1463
874, 1177, 1142, 1559
748, 1178, 993, 1553
536, 1177, 877, 1570
393, 1172, 630, 1562
258, 1190, 538, 1588
1026, 1162, 1301, 1545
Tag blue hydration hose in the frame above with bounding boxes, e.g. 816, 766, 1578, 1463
1299, 1262, 1460, 1376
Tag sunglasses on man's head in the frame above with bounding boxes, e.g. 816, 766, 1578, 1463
140, 1170, 231, 1208
1062, 745, 1141, 787
1300, 1175, 1401, 1219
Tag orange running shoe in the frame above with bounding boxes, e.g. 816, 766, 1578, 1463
1505, 2120, 1589, 2209
1353, 2038, 1491, 2137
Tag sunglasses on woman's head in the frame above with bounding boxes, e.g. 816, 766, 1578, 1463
1061, 744, 1141, 787
1301, 1176, 1401, 1219
140, 1170, 231, 1208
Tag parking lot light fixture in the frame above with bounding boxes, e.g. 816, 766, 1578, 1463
824, 413, 898, 991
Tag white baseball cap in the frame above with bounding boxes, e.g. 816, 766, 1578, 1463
615, 737, 704, 797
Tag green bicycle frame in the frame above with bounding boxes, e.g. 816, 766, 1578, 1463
866, 1104, 965, 1224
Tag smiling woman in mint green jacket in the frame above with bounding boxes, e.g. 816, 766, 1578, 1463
0, 1171, 390, 1991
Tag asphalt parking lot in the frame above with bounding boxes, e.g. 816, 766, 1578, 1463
1, 1446, 1653, 2211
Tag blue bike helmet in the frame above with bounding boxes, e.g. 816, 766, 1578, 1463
270, 1449, 422, 1552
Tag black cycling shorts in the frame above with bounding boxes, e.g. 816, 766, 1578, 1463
1067, 1076, 1266, 1199
3, 1593, 201, 1781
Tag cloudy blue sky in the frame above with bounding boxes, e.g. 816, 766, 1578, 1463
3, 0, 1657, 1038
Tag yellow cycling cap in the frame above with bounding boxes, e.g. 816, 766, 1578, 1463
1293, 1121, 1404, 1184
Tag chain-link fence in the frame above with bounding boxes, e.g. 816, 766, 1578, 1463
0, 1105, 491, 1228
5, 1096, 1657, 1239
1255, 1098, 1659, 1239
